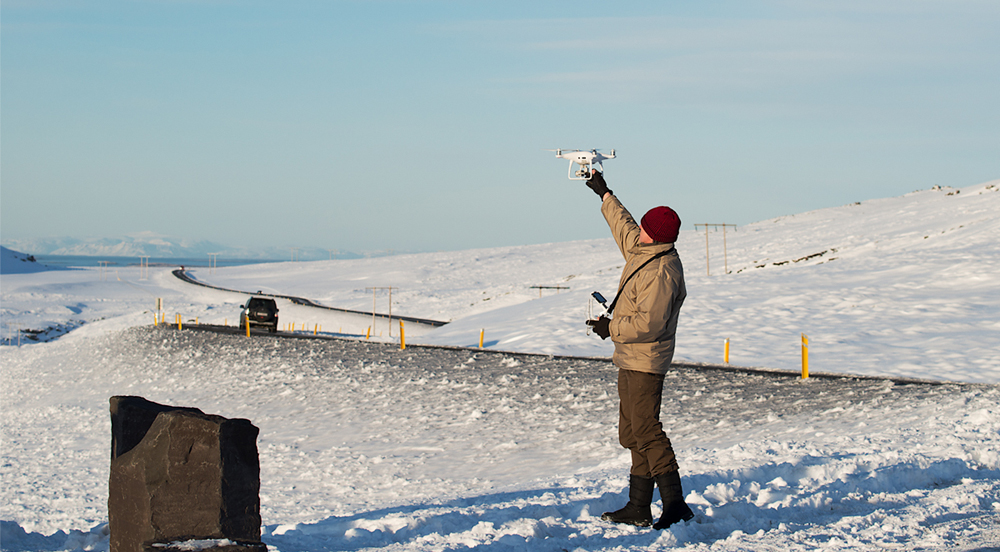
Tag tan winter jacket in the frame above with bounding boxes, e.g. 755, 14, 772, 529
601, 194, 686, 375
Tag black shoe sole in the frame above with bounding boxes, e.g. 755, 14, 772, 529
601, 513, 653, 527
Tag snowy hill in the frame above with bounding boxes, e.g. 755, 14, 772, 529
189, 180, 1000, 382
1, 180, 999, 551
1, 233, 375, 260
3, 181, 998, 379
2, 232, 241, 258
0, 246, 67, 274
725, 182, 1000, 272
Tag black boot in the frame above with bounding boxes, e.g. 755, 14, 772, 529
601, 474, 654, 527
652, 471, 695, 530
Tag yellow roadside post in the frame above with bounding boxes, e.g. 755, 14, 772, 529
801, 333, 809, 379
246, 314, 251, 337
400, 320, 406, 350
366, 327, 371, 340
479, 329, 485, 349
177, 314, 182, 331
724, 338, 730, 364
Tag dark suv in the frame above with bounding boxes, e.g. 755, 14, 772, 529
239, 295, 279, 332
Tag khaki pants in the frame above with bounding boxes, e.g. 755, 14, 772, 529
618, 368, 679, 478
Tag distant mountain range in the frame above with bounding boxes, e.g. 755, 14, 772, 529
0, 233, 372, 260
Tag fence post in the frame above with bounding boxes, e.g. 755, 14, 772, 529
801, 333, 809, 379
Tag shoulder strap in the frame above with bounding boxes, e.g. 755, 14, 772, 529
607, 250, 672, 315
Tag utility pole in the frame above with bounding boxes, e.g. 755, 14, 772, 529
693, 223, 737, 276
208, 253, 220, 274
289, 248, 299, 262
138, 256, 150, 280
365, 286, 397, 337
326, 249, 339, 260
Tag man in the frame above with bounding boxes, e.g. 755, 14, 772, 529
584, 170, 695, 530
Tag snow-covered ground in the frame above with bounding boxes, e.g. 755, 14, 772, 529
2, 181, 999, 551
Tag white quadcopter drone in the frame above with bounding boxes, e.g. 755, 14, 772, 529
549, 148, 616, 180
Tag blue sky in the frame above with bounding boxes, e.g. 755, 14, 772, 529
2, 1, 997, 254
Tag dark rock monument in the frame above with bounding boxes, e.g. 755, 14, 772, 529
108, 396, 266, 552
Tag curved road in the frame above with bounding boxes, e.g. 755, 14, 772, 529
172, 268, 448, 327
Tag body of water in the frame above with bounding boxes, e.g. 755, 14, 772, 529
34, 255, 282, 268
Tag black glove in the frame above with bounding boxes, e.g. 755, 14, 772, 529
586, 316, 611, 340
586, 170, 611, 199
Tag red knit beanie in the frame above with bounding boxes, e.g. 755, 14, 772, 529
641, 206, 681, 243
